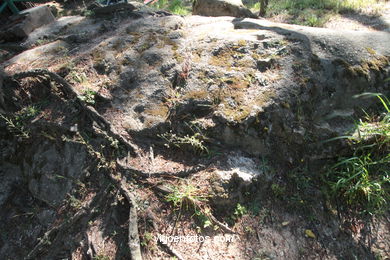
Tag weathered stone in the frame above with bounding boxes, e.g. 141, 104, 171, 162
0, 163, 22, 207
4, 40, 69, 69
93, 3, 136, 15
23, 16, 85, 47
25, 141, 87, 207
2, 13, 390, 168
36, 209, 56, 226
7, 6, 55, 40
215, 152, 263, 182
193, 0, 256, 18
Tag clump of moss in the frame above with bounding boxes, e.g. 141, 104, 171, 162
91, 49, 105, 64
127, 32, 142, 44
136, 34, 158, 53
173, 50, 184, 63
156, 36, 179, 51
218, 89, 276, 122
222, 75, 251, 89
183, 90, 209, 100
333, 56, 389, 79
209, 45, 246, 68
209, 49, 234, 68
145, 104, 170, 118
365, 47, 377, 55
237, 39, 247, 47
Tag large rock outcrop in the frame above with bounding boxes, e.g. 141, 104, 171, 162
2, 13, 390, 167
193, 0, 257, 18
1, 9, 390, 260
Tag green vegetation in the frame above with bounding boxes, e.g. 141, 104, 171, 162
140, 232, 154, 247
93, 255, 110, 260
151, 0, 191, 15
69, 71, 88, 84
325, 93, 390, 215
78, 89, 97, 105
0, 113, 30, 139
166, 183, 207, 208
0, 105, 40, 139
246, 0, 384, 27
159, 131, 209, 154
233, 203, 248, 219
165, 182, 212, 228
68, 195, 83, 210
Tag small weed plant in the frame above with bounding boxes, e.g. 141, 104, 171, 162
326, 93, 390, 215
245, 0, 384, 27
165, 182, 212, 228
152, 0, 190, 15
79, 89, 97, 105
159, 131, 209, 155
233, 203, 248, 219
0, 105, 40, 139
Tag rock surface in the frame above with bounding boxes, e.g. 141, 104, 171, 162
3, 14, 390, 167
2, 5, 55, 41
193, 0, 256, 18
0, 9, 390, 260
25, 141, 87, 207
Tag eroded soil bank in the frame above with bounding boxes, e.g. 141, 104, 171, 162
0, 6, 389, 259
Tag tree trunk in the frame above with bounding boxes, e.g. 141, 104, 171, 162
259, 0, 268, 16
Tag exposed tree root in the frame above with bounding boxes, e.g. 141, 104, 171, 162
7, 68, 224, 259
117, 158, 206, 179
9, 69, 139, 156
24, 209, 88, 260
108, 172, 143, 260
24, 187, 107, 260
207, 214, 236, 234
157, 235, 185, 260
7, 68, 208, 181
149, 179, 236, 234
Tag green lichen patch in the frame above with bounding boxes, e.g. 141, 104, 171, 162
144, 104, 170, 119
209, 45, 247, 68
221, 74, 252, 89
365, 47, 377, 55
334, 56, 390, 79
217, 88, 276, 122
173, 50, 184, 63
183, 90, 210, 100
156, 36, 179, 51
91, 49, 105, 64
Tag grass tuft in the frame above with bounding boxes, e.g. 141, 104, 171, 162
245, 0, 385, 27
325, 93, 390, 215
152, 0, 191, 15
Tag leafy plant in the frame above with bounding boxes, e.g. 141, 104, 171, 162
93, 255, 110, 260
152, 0, 190, 15
166, 183, 207, 209
140, 232, 154, 247
233, 203, 248, 218
79, 89, 97, 105
68, 195, 83, 210
0, 105, 40, 139
325, 93, 390, 215
0, 114, 30, 139
159, 131, 209, 154
69, 71, 88, 84
165, 182, 211, 228
271, 183, 286, 198
246, 0, 384, 26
